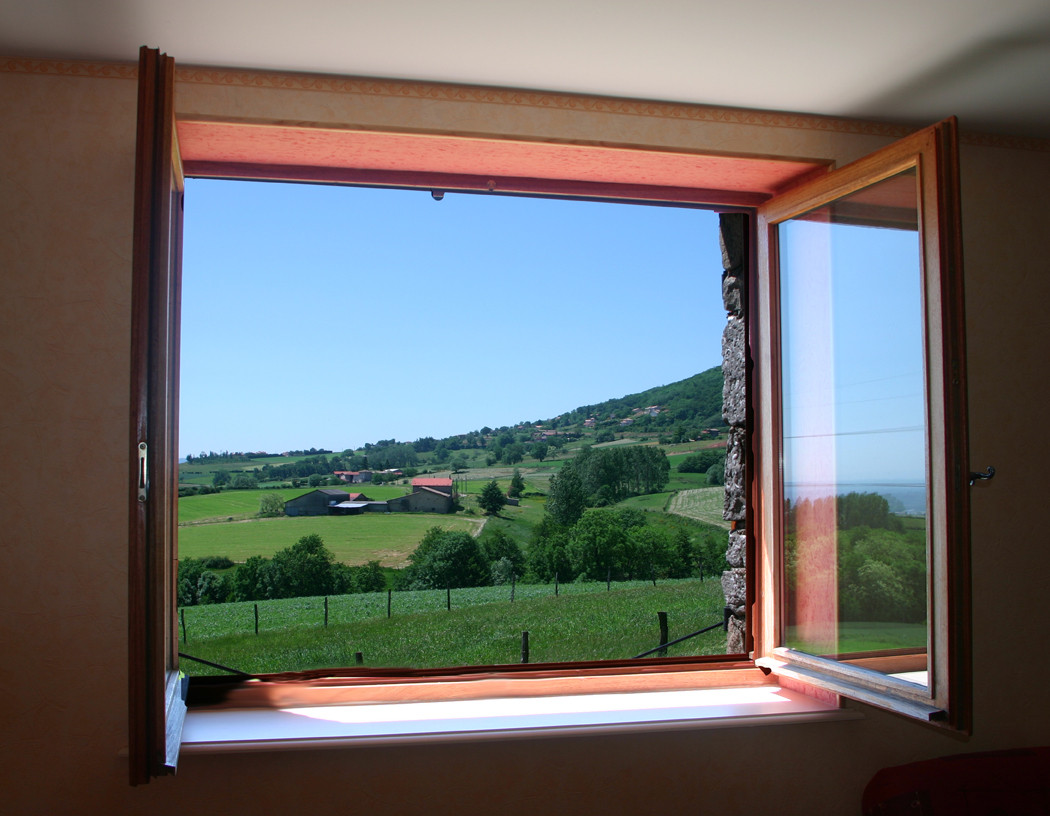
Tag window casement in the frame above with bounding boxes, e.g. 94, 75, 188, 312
129, 46, 185, 784
752, 120, 970, 731
129, 47, 970, 782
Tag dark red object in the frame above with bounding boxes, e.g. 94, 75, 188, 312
863, 747, 1050, 815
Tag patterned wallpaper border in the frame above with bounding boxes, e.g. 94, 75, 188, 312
3, 56, 1048, 153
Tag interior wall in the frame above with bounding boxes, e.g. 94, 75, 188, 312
2, 61, 1048, 815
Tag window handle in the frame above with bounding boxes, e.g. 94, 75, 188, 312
138, 442, 149, 502
969, 466, 995, 486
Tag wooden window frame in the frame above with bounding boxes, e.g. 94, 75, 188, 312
751, 119, 971, 732
129, 46, 186, 785
129, 49, 971, 781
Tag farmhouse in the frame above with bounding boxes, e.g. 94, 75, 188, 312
386, 477, 456, 513
333, 470, 372, 483
410, 477, 454, 495
5, 5, 1050, 814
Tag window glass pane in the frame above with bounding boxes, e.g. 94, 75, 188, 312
778, 167, 929, 687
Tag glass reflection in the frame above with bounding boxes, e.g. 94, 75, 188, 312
779, 168, 929, 685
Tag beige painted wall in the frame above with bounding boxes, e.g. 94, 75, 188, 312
1, 64, 1048, 815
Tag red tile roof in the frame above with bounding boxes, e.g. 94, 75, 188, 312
411, 477, 454, 487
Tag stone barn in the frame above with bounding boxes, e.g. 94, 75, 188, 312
386, 478, 456, 513
283, 488, 350, 516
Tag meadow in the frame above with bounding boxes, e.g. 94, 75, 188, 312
178, 577, 728, 675
178, 512, 483, 565
178, 485, 410, 523
666, 487, 731, 529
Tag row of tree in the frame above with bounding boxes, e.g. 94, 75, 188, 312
525, 507, 724, 584
177, 535, 386, 606
396, 526, 526, 590
546, 445, 671, 526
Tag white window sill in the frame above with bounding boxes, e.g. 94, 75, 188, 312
181, 683, 859, 753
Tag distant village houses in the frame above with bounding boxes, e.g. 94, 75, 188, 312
333, 470, 372, 484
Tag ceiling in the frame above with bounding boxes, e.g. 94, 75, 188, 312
2, 0, 1049, 139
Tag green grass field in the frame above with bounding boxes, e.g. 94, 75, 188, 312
178, 578, 727, 675
178, 513, 482, 565
179, 486, 411, 524
666, 487, 731, 529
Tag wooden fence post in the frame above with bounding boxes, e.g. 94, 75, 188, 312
355, 652, 364, 666
511, 572, 516, 602
555, 571, 559, 597
521, 631, 530, 664
254, 603, 259, 635
324, 596, 329, 628
180, 608, 186, 643
658, 611, 668, 657
607, 568, 611, 591
447, 586, 451, 611
387, 589, 392, 618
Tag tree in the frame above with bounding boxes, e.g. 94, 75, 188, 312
229, 473, 259, 490
478, 527, 524, 573
502, 442, 525, 465
508, 468, 525, 498
231, 555, 269, 601
401, 527, 489, 589
531, 441, 548, 462
211, 470, 230, 488
525, 516, 571, 582
353, 560, 387, 593
478, 479, 507, 515
546, 462, 585, 527
678, 448, 726, 473
195, 570, 230, 604
450, 456, 469, 473
567, 508, 627, 580
259, 492, 284, 517
266, 534, 339, 598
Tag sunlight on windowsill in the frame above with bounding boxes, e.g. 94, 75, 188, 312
181, 684, 858, 752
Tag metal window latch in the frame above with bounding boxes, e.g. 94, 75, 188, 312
969, 466, 995, 486
138, 441, 149, 502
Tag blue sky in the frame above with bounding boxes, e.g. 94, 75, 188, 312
780, 217, 926, 489
179, 179, 725, 457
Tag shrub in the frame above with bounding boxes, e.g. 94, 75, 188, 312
199, 555, 234, 570
678, 448, 726, 473
259, 492, 285, 517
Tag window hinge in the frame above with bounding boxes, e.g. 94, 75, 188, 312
137, 441, 148, 502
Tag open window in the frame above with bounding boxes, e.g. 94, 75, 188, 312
129, 46, 186, 784
752, 120, 970, 731
129, 47, 970, 782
